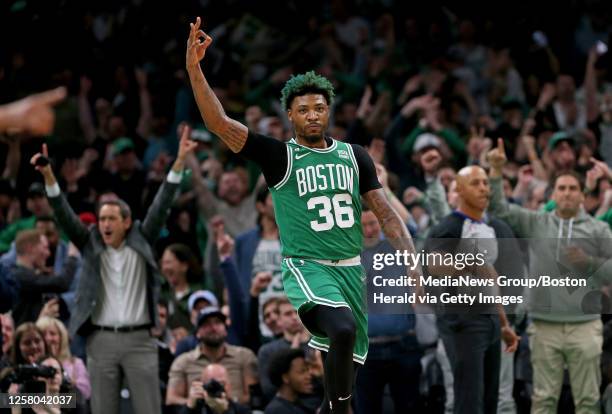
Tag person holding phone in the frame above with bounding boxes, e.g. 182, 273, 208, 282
9, 230, 79, 326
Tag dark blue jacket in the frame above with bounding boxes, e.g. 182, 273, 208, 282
0, 262, 17, 313
232, 227, 261, 295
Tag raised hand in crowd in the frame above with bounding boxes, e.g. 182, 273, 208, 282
513, 165, 536, 202
356, 85, 373, 120
38, 297, 60, 319
173, 125, 198, 171
597, 189, 612, 217
536, 83, 556, 111
250, 271, 273, 298
214, 217, 235, 262
397, 74, 423, 105
487, 138, 507, 178
400, 94, 435, 119
0, 87, 66, 135
30, 143, 56, 185
467, 126, 491, 163
419, 148, 443, 177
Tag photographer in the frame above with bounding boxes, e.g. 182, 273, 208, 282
1, 323, 47, 390
9, 355, 75, 414
185, 364, 251, 414
35, 318, 90, 402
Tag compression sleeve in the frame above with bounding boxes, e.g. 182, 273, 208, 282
238, 130, 288, 187
350, 144, 382, 194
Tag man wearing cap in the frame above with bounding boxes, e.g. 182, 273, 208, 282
166, 306, 258, 407
401, 131, 464, 192
0, 182, 55, 253
174, 290, 220, 357
107, 136, 147, 219
30, 128, 197, 414
547, 131, 577, 175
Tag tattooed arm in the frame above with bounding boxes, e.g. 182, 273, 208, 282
186, 17, 248, 152
363, 188, 424, 301
363, 188, 417, 255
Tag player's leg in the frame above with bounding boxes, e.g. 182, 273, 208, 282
302, 305, 357, 414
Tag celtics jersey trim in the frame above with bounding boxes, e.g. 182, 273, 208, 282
270, 138, 362, 260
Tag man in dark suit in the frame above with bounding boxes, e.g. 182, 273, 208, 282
30, 127, 197, 414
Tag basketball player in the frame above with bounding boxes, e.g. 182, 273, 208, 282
186, 17, 418, 414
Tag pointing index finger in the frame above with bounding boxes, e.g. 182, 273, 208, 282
32, 87, 67, 106
181, 125, 191, 141
497, 138, 505, 153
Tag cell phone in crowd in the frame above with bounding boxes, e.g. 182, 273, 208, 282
596, 40, 608, 56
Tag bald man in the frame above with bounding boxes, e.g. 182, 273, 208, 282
186, 363, 251, 414
425, 165, 520, 414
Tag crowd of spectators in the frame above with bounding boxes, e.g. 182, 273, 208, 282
1, 0, 612, 413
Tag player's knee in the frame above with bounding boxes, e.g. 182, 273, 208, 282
329, 316, 356, 347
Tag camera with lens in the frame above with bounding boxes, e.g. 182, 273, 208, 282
203, 379, 225, 399
8, 364, 56, 393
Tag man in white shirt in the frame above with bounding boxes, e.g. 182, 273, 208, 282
30, 127, 197, 414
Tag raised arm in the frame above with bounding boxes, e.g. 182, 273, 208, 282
30, 144, 89, 249
585, 47, 599, 123
0, 87, 66, 135
186, 17, 248, 152
141, 126, 197, 241
487, 138, 538, 237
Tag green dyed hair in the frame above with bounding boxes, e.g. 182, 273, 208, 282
280, 71, 335, 110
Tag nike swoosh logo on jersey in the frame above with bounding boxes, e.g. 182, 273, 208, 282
295, 152, 311, 160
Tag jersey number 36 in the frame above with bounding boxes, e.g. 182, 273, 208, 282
307, 193, 354, 232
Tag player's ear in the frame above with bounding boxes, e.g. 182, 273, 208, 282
287, 109, 293, 123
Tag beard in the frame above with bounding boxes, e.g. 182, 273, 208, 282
201, 334, 226, 348
302, 131, 324, 143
